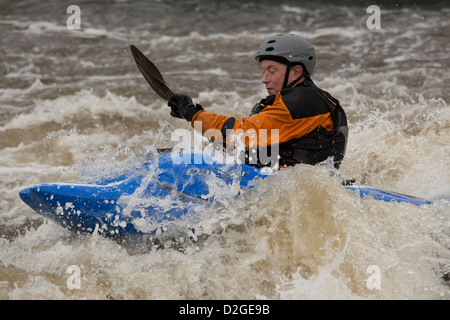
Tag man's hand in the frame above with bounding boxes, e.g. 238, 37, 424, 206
168, 93, 203, 122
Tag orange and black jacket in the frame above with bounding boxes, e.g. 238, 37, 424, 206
191, 78, 348, 168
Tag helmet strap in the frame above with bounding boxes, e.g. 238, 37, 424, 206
283, 63, 305, 89
282, 62, 291, 89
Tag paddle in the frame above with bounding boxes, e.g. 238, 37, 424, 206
130, 44, 175, 102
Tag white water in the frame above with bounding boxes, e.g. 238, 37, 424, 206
1, 0, 449, 299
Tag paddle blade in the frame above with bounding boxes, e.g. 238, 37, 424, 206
130, 45, 175, 101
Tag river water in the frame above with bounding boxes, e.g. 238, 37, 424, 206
1, 0, 449, 299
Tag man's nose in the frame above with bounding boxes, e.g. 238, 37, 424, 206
262, 73, 269, 83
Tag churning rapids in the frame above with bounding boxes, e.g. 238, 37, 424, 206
1, 0, 449, 299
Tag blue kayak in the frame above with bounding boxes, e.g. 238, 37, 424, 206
19, 151, 431, 238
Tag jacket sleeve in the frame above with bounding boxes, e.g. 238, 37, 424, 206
191, 93, 333, 148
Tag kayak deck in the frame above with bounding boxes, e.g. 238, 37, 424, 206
19, 152, 431, 238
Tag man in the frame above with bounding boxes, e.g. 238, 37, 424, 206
168, 34, 348, 169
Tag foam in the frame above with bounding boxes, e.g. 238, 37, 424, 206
1, 1, 449, 300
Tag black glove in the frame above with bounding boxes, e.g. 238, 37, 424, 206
169, 102, 183, 119
168, 93, 204, 122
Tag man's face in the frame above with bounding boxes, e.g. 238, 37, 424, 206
260, 60, 288, 96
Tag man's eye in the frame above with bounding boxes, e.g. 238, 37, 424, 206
262, 68, 276, 76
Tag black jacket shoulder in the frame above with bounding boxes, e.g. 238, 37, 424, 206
280, 80, 332, 119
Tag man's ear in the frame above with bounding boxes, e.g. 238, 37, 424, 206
293, 64, 304, 77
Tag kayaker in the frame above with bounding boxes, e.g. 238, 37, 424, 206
168, 34, 348, 169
